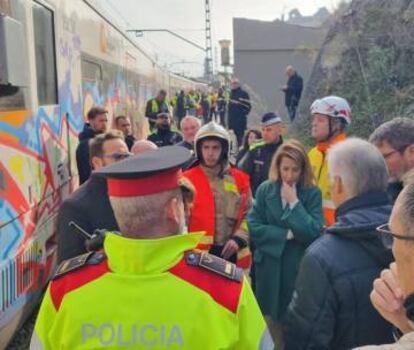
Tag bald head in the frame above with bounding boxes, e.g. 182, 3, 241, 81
131, 140, 158, 155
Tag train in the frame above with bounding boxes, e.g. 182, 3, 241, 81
0, 0, 206, 347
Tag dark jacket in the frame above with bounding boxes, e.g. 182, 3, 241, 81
228, 87, 251, 129
76, 123, 98, 185
235, 147, 249, 167
176, 93, 186, 119
387, 181, 403, 204
284, 191, 394, 350
177, 140, 193, 152
147, 128, 182, 147
239, 138, 283, 196
177, 140, 196, 169
248, 181, 323, 321
145, 98, 170, 122
57, 175, 118, 263
284, 73, 303, 108
125, 134, 136, 151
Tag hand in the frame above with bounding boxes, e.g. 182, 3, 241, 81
370, 263, 412, 333
281, 182, 297, 204
221, 239, 239, 260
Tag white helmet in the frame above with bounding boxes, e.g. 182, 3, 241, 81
194, 121, 230, 161
310, 96, 351, 125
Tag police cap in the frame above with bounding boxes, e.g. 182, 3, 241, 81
261, 112, 282, 126
94, 146, 192, 197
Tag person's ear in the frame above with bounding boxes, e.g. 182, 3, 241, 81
165, 197, 179, 222
404, 144, 414, 166
91, 156, 104, 170
333, 175, 344, 196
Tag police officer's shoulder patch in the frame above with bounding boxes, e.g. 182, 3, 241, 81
249, 140, 265, 151
53, 252, 106, 280
185, 252, 243, 283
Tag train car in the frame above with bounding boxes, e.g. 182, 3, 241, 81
0, 0, 205, 347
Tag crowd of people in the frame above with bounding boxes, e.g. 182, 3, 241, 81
31, 76, 414, 349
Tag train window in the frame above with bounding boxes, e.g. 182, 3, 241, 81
81, 59, 102, 81
32, 2, 58, 105
0, 0, 11, 16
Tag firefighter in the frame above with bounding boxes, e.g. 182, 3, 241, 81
184, 121, 252, 272
31, 146, 273, 349
308, 95, 351, 226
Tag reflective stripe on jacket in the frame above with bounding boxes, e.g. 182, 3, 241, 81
308, 133, 346, 226
30, 233, 272, 349
184, 165, 252, 269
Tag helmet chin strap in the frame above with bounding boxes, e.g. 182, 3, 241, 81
319, 118, 339, 143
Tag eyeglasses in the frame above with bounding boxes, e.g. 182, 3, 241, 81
382, 145, 410, 159
376, 223, 414, 248
102, 152, 132, 161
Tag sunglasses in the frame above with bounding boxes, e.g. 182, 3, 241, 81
102, 152, 132, 161
376, 223, 414, 249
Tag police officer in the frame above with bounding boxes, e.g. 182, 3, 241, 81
31, 147, 273, 349
147, 112, 182, 147
240, 112, 283, 196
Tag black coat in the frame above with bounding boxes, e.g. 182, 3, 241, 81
387, 181, 403, 204
145, 98, 170, 122
147, 128, 182, 148
125, 134, 136, 151
228, 87, 251, 130
284, 73, 303, 107
75, 124, 98, 185
177, 140, 196, 169
56, 175, 118, 264
284, 191, 394, 350
176, 93, 186, 119
239, 139, 283, 196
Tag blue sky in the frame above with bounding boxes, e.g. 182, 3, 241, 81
100, 0, 347, 77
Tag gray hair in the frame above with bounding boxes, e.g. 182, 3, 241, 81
109, 189, 182, 237
180, 115, 201, 129
395, 178, 414, 237
369, 117, 414, 150
327, 138, 388, 198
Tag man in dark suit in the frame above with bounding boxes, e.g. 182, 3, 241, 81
228, 79, 251, 146
282, 66, 303, 122
57, 130, 130, 263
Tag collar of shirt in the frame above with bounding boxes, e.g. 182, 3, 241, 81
104, 232, 204, 275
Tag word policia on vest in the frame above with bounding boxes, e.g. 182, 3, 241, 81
81, 323, 183, 347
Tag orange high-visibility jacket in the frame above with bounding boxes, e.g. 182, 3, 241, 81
184, 165, 252, 269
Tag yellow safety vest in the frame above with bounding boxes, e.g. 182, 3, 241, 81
31, 232, 272, 349
308, 132, 347, 226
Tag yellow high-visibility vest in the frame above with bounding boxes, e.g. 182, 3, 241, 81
308, 132, 347, 226
31, 232, 272, 349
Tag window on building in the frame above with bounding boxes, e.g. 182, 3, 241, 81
33, 2, 58, 105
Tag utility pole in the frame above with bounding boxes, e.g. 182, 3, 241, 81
204, 0, 213, 82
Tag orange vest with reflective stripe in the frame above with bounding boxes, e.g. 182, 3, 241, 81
184, 166, 251, 269
308, 132, 347, 226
